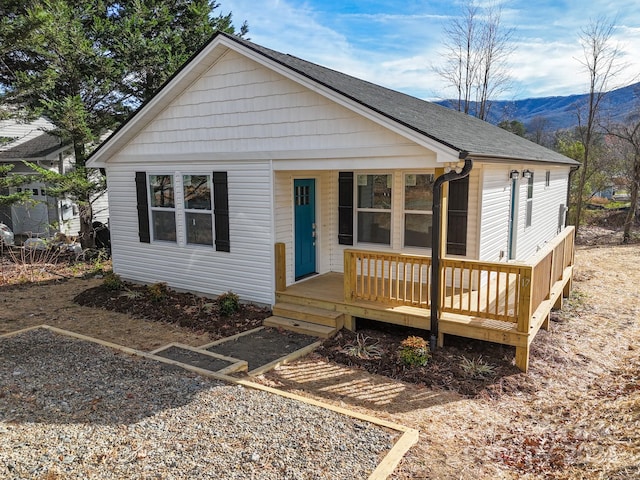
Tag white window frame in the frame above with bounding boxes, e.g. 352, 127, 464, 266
355, 173, 393, 246
147, 173, 216, 247
403, 172, 435, 249
148, 173, 177, 243
182, 173, 214, 247
525, 173, 534, 228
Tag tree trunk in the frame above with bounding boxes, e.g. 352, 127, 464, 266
78, 201, 94, 249
622, 156, 640, 244
573, 152, 589, 235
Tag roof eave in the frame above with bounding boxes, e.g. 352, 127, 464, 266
466, 152, 580, 167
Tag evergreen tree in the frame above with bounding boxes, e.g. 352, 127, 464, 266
0, 0, 246, 247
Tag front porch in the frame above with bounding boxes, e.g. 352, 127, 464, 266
272, 226, 575, 372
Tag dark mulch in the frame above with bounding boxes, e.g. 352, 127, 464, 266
315, 319, 529, 398
153, 345, 239, 372
74, 281, 270, 340
74, 281, 532, 398
205, 328, 319, 371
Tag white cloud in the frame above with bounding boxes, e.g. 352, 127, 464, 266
222, 0, 640, 100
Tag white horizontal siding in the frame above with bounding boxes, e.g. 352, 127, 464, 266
515, 166, 570, 259
478, 166, 511, 262
105, 160, 274, 304
478, 165, 570, 262
116, 49, 422, 160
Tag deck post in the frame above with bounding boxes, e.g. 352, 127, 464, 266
343, 251, 356, 331
515, 265, 534, 372
275, 243, 286, 292
343, 250, 354, 303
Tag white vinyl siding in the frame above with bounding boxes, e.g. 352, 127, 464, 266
115, 50, 427, 161
478, 165, 570, 262
105, 161, 274, 305
516, 166, 569, 258
478, 166, 514, 262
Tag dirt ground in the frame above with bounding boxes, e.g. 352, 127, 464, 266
1, 233, 639, 479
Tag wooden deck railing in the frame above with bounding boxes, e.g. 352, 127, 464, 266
343, 226, 576, 331
343, 250, 432, 306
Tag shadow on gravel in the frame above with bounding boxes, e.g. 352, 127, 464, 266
0, 328, 213, 425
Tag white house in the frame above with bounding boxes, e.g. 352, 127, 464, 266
87, 33, 578, 371
0, 117, 109, 238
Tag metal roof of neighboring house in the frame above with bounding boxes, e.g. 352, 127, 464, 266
0, 118, 67, 160
88, 32, 579, 167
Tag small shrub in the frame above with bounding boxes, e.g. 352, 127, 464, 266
102, 272, 123, 291
398, 336, 430, 367
459, 355, 495, 378
120, 288, 143, 299
342, 334, 384, 360
218, 291, 240, 316
147, 282, 169, 302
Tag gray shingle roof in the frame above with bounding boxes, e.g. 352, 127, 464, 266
0, 132, 63, 160
224, 33, 578, 166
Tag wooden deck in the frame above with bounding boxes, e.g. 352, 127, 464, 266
274, 226, 575, 372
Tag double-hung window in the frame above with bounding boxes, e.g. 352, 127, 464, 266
526, 173, 534, 228
183, 174, 213, 246
357, 174, 392, 245
137, 171, 229, 250
149, 174, 176, 242
404, 173, 434, 248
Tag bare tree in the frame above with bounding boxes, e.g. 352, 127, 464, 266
436, 0, 514, 120
573, 17, 626, 235
528, 116, 551, 146
604, 116, 640, 243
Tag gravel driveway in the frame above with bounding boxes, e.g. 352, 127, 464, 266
0, 328, 394, 479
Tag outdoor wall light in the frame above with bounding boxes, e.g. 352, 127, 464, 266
522, 169, 533, 178
509, 170, 520, 180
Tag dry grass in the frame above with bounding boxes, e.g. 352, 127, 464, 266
260, 245, 640, 479
1, 244, 638, 479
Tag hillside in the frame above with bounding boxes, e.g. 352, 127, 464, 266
437, 82, 640, 131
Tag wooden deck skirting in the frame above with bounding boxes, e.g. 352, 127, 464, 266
274, 226, 575, 372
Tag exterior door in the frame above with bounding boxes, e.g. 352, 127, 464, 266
294, 179, 316, 280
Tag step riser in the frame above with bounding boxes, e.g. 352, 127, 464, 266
275, 292, 340, 311
272, 306, 343, 329
263, 316, 337, 339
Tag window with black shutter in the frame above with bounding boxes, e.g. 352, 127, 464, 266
135, 171, 150, 243
213, 171, 230, 252
135, 171, 229, 251
338, 171, 354, 245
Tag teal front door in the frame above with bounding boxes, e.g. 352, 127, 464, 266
294, 179, 316, 280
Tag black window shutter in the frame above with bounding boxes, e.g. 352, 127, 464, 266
135, 171, 150, 243
338, 171, 354, 245
446, 176, 469, 256
213, 171, 230, 252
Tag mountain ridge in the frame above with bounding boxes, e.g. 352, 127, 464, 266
436, 82, 640, 131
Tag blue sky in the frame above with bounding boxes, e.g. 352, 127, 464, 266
221, 0, 640, 101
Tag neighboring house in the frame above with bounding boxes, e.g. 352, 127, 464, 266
0, 117, 108, 238
87, 33, 578, 371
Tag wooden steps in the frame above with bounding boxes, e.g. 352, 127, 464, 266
272, 302, 344, 329
264, 316, 337, 338
265, 302, 345, 338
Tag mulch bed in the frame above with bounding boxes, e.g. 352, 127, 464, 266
74, 281, 533, 398
74, 281, 270, 340
205, 328, 319, 371
153, 345, 240, 372
315, 319, 527, 398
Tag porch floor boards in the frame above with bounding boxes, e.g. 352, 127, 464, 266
275, 272, 523, 346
